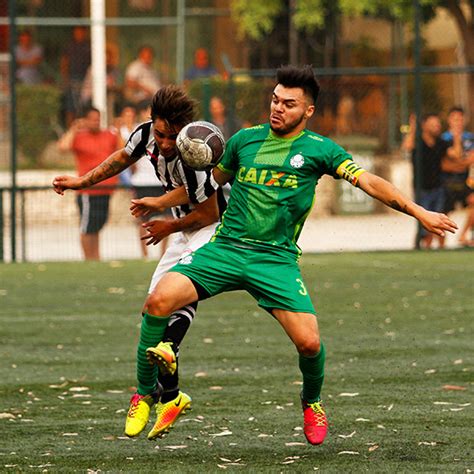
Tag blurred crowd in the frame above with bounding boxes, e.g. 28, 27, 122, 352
401, 106, 474, 249
39, 28, 236, 261
16, 27, 473, 255
15, 26, 222, 128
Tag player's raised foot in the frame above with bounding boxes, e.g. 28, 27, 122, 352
146, 341, 177, 375
147, 391, 192, 440
302, 399, 328, 445
124, 392, 158, 437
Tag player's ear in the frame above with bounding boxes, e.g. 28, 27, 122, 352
304, 105, 315, 119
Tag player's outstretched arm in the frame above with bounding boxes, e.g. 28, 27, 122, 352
357, 172, 458, 237
130, 186, 189, 218
53, 148, 135, 195
140, 193, 220, 246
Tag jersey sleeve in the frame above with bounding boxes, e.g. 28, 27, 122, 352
216, 130, 242, 176
324, 140, 367, 186
178, 160, 217, 205
124, 122, 152, 158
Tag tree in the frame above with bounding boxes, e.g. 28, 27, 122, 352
337, 1, 474, 116
439, 1, 474, 116
230, 0, 474, 115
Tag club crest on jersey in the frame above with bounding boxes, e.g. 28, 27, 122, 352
290, 154, 304, 169
179, 254, 193, 265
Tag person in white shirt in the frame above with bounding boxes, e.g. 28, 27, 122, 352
124, 46, 161, 105
15, 30, 43, 85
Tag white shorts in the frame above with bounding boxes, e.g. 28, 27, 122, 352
148, 223, 218, 293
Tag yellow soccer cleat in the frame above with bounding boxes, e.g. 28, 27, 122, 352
124, 393, 156, 437
146, 341, 177, 376
147, 391, 192, 440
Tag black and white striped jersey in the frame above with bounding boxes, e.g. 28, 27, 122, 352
125, 120, 226, 219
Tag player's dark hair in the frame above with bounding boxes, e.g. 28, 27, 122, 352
150, 85, 196, 128
448, 105, 464, 115
276, 65, 320, 105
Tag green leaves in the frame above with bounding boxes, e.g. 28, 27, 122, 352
230, 0, 446, 39
293, 0, 326, 32
230, 0, 283, 40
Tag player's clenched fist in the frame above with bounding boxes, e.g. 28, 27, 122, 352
52, 175, 83, 195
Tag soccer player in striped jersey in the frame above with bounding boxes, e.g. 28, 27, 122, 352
139, 66, 458, 446
53, 85, 226, 440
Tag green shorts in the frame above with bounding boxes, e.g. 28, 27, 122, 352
171, 240, 316, 315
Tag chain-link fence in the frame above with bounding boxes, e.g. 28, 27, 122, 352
0, 184, 170, 262
1, 1, 473, 261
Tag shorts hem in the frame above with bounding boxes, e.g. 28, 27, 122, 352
170, 269, 214, 300
258, 302, 317, 316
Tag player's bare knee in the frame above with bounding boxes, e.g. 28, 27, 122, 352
296, 336, 320, 356
144, 292, 174, 316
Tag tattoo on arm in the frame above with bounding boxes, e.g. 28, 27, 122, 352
83, 159, 126, 187
389, 200, 409, 215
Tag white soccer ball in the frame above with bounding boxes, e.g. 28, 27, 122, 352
176, 121, 225, 171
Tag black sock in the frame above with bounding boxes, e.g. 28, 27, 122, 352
160, 363, 180, 403
162, 302, 197, 347
157, 303, 197, 402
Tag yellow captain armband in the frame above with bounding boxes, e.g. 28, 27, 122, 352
336, 159, 367, 186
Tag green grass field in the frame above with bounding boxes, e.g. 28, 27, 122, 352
1, 251, 473, 472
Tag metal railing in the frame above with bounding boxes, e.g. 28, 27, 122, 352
0, 185, 156, 263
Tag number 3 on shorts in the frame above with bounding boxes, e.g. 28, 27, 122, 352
296, 278, 308, 296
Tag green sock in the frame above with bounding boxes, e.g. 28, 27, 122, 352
299, 342, 326, 403
136, 313, 170, 395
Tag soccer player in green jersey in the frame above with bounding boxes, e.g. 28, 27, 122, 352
135, 65, 458, 445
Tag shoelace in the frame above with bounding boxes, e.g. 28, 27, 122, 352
128, 394, 144, 417
307, 402, 327, 427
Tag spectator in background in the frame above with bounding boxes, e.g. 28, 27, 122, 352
80, 44, 121, 114
135, 99, 149, 122
60, 26, 91, 127
115, 104, 138, 187
116, 104, 138, 147
402, 113, 448, 249
57, 107, 119, 260
124, 45, 161, 106
15, 29, 43, 85
440, 106, 474, 247
209, 96, 239, 140
185, 47, 218, 80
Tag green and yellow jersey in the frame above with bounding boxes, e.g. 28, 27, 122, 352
214, 123, 366, 256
